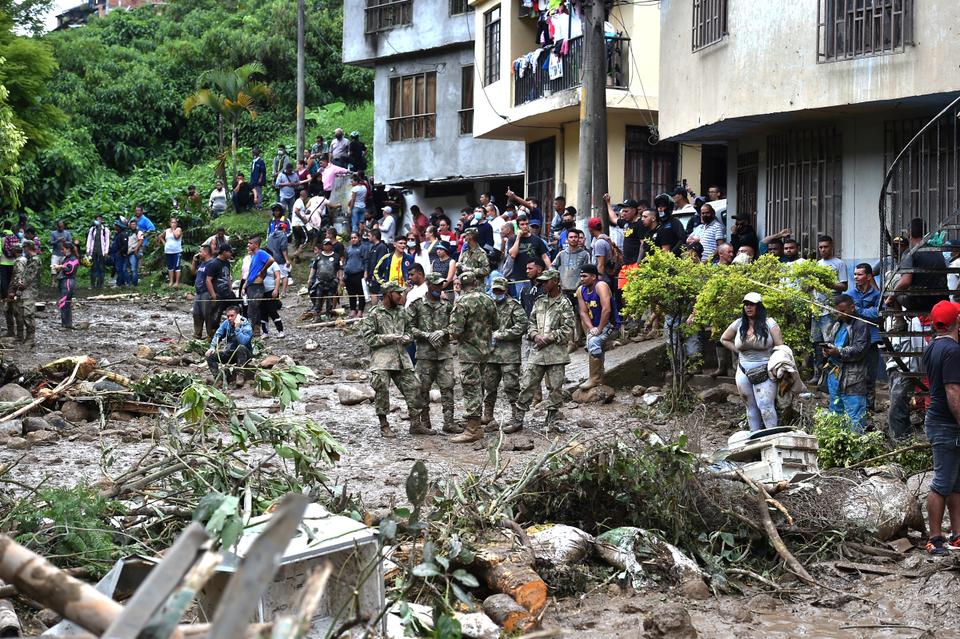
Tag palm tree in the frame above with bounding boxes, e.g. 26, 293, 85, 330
183, 62, 272, 186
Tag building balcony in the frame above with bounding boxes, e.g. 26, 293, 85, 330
513, 35, 629, 107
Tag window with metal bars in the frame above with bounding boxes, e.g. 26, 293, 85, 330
459, 65, 474, 135
817, 0, 914, 62
623, 127, 678, 203
691, 0, 727, 52
365, 0, 412, 33
484, 5, 501, 86
527, 137, 556, 209
883, 111, 960, 238
736, 151, 759, 222
765, 127, 843, 252
388, 72, 437, 142
449, 0, 472, 16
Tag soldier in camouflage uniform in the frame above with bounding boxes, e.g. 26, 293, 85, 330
9, 242, 39, 345
407, 272, 459, 435
483, 276, 528, 432
511, 269, 575, 432
447, 270, 498, 443
358, 280, 424, 438
456, 227, 490, 280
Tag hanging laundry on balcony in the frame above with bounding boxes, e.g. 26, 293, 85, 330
548, 52, 564, 80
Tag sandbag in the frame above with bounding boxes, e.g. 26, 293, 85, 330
595, 527, 708, 597
526, 524, 594, 565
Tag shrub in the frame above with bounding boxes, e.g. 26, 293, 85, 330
812, 409, 887, 469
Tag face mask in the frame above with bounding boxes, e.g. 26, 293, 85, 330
473, 212, 483, 221
335, 133, 343, 139
493, 293, 506, 302
430, 290, 442, 299
17, 232, 23, 239
94, 220, 101, 226
406, 240, 416, 249
562, 220, 575, 229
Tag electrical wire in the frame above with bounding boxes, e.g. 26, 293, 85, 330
607, 8, 660, 140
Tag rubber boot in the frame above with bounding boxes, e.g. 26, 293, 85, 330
502, 404, 524, 434
15, 327, 23, 343
544, 409, 563, 432
481, 401, 495, 425
4, 307, 13, 338
707, 344, 730, 378
450, 417, 482, 443
193, 315, 205, 340
409, 408, 437, 435
532, 388, 543, 406
442, 406, 462, 434
24, 328, 34, 347
579, 357, 604, 390
378, 415, 396, 438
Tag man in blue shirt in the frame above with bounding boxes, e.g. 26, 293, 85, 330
240, 235, 275, 337
850, 262, 882, 408
251, 147, 267, 210
205, 305, 253, 386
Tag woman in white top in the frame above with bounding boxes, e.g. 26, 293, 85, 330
348, 173, 368, 233
208, 181, 228, 217
160, 218, 184, 287
720, 292, 784, 432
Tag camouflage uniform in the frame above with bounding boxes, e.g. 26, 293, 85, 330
10, 251, 40, 343
359, 302, 423, 417
457, 245, 491, 280
515, 289, 575, 413
448, 282, 498, 419
483, 284, 528, 420
407, 291, 454, 427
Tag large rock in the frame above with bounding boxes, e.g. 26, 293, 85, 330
60, 401, 92, 423
571, 384, 616, 404
135, 345, 155, 360
6, 436, 27, 449
22, 416, 50, 435
335, 384, 376, 406
643, 603, 697, 638
527, 524, 594, 564
453, 612, 500, 639
696, 386, 728, 404
44, 414, 72, 431
839, 467, 924, 541
0, 383, 30, 403
26, 430, 58, 446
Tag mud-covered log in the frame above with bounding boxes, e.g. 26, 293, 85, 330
0, 536, 121, 635
473, 547, 547, 616
482, 594, 534, 633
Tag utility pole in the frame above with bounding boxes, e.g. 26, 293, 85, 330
295, 0, 306, 162
575, 0, 609, 230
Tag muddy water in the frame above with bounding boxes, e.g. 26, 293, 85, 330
3, 293, 956, 637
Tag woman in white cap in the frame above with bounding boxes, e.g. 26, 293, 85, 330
720, 292, 784, 431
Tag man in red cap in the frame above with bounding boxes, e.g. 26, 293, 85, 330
921, 300, 960, 555
586, 217, 621, 286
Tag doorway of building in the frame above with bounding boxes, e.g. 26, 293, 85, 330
700, 144, 728, 198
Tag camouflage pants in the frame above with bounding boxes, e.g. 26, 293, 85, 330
459, 360, 486, 419
371, 368, 423, 416
416, 358, 454, 420
13, 298, 34, 338
483, 362, 521, 409
516, 364, 565, 412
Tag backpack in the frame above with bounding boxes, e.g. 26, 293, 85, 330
313, 255, 336, 287
598, 234, 624, 276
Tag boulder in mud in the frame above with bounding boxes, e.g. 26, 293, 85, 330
26, 430, 58, 446
571, 384, 615, 404
840, 467, 924, 540
135, 345, 155, 360
595, 527, 708, 598
696, 386, 728, 404
60, 400, 92, 423
453, 612, 500, 639
643, 603, 697, 638
6, 436, 27, 449
526, 524, 594, 564
21, 416, 50, 435
0, 383, 30, 402
335, 384, 375, 406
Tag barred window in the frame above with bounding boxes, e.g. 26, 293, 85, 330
818, 0, 914, 62
459, 66, 474, 135
449, 0, 472, 16
484, 6, 501, 86
365, 0, 412, 34
691, 0, 727, 52
388, 72, 437, 142
766, 127, 843, 251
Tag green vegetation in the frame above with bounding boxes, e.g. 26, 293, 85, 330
1, 0, 373, 235
811, 408, 932, 473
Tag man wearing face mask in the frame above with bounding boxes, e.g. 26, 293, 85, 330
603, 195, 644, 266
85, 215, 110, 289
457, 227, 491, 280
466, 206, 494, 251
408, 272, 458, 435
483, 276, 529, 431
330, 128, 350, 168
687, 203, 726, 263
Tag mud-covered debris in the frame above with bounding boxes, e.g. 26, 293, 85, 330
0, 383, 29, 403
631, 385, 647, 397
454, 611, 500, 639
60, 400, 92, 423
335, 384, 375, 406
595, 527, 708, 598
22, 416, 49, 434
25, 430, 57, 446
571, 384, 615, 404
526, 524, 594, 564
697, 387, 728, 404
643, 603, 697, 638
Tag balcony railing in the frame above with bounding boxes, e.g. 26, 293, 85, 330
514, 36, 629, 107
817, 0, 913, 62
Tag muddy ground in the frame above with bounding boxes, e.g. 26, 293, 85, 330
1, 288, 958, 638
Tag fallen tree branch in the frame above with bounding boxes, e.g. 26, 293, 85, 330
0, 361, 81, 422
299, 317, 362, 329
501, 518, 536, 564
734, 470, 815, 586
847, 442, 930, 470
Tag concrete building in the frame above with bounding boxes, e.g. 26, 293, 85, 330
468, 0, 703, 218
658, 0, 960, 262
54, 0, 162, 30
342, 0, 524, 217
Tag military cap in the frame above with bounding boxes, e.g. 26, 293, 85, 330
491, 276, 508, 291
459, 271, 478, 286
426, 272, 446, 285
537, 268, 560, 281
462, 227, 479, 237
381, 281, 404, 294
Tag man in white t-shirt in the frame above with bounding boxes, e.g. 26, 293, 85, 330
290, 189, 311, 258
348, 174, 368, 233
378, 207, 396, 244
488, 204, 511, 252
810, 234, 849, 382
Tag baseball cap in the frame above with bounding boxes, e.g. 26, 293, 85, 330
435, 240, 451, 253
426, 272, 445, 285
462, 227, 478, 237
670, 186, 688, 197
322, 238, 332, 245
529, 218, 541, 228
620, 199, 640, 209
382, 206, 393, 214
537, 268, 560, 281
580, 263, 599, 276
381, 281, 404, 294
459, 271, 477, 286
743, 292, 762, 304
491, 276, 508, 291
587, 217, 603, 231
931, 300, 960, 331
